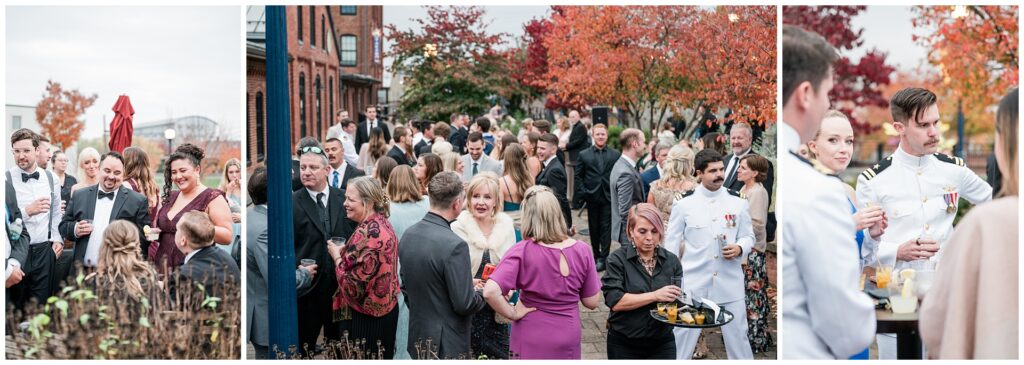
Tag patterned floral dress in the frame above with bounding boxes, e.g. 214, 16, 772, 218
334, 213, 400, 358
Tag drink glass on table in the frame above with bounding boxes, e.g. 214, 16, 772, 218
875, 264, 893, 289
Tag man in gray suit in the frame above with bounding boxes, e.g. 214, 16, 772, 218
399, 172, 486, 359
244, 167, 317, 359
460, 132, 502, 182
610, 128, 646, 248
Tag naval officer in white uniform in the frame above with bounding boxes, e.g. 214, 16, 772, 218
856, 87, 992, 359
780, 25, 875, 359
665, 148, 754, 360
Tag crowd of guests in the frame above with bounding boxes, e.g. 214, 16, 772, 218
246, 105, 776, 359
5, 127, 241, 324
781, 25, 1017, 360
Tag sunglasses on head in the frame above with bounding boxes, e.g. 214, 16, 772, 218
298, 146, 326, 156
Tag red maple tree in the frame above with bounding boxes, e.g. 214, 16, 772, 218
783, 6, 896, 135
34, 80, 98, 150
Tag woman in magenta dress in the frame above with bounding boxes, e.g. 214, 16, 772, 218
484, 185, 602, 359
149, 144, 234, 275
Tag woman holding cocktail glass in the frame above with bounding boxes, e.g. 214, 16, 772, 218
807, 110, 888, 359
600, 203, 683, 359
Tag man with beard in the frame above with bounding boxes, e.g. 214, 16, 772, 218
59, 151, 151, 268
855, 87, 991, 359
665, 148, 754, 360
575, 124, 620, 271
6, 129, 62, 305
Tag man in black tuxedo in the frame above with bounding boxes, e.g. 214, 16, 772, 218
323, 138, 365, 189
59, 151, 150, 269
413, 120, 435, 157
293, 145, 356, 354
535, 133, 573, 234
355, 106, 391, 152
574, 124, 620, 271
564, 110, 589, 205
387, 126, 415, 167
170, 210, 240, 297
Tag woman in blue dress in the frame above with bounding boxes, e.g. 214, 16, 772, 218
499, 144, 533, 242
807, 110, 888, 359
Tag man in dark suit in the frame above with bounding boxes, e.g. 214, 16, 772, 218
448, 113, 468, 155
324, 137, 365, 189
413, 120, 435, 157
244, 167, 317, 359
564, 110, 589, 206
355, 106, 391, 152
293, 145, 356, 354
6, 184, 30, 306
387, 126, 415, 166
723, 122, 774, 198
170, 210, 240, 297
399, 172, 486, 359
610, 128, 646, 246
535, 133, 573, 233
574, 124, 620, 271
640, 142, 671, 197
59, 151, 150, 269
291, 137, 323, 192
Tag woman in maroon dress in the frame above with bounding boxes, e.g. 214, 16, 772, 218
148, 144, 233, 275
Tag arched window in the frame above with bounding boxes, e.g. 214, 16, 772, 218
316, 74, 323, 139
299, 73, 307, 137
309, 6, 316, 47
255, 91, 265, 162
340, 35, 356, 66
297, 6, 303, 43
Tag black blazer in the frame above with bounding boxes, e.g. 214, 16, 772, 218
398, 213, 485, 359
574, 146, 621, 206
173, 245, 240, 296
387, 145, 414, 167
355, 120, 392, 152
565, 121, 589, 164
536, 159, 573, 228
292, 186, 356, 299
449, 126, 468, 155
58, 185, 151, 264
723, 152, 775, 203
414, 140, 432, 157
5, 180, 29, 269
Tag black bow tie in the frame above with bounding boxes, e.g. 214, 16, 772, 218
98, 191, 115, 200
21, 171, 39, 182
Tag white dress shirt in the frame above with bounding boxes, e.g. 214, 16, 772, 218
328, 162, 349, 189
82, 186, 119, 267
366, 119, 380, 138
665, 183, 754, 303
725, 148, 751, 182
8, 166, 61, 245
306, 187, 329, 208
855, 145, 992, 271
779, 122, 875, 359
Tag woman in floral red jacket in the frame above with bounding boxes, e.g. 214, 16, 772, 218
328, 176, 400, 359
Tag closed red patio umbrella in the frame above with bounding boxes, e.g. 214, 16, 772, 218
107, 95, 134, 153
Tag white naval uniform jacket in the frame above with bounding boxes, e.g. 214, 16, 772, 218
855, 146, 992, 271
779, 123, 874, 359
665, 184, 754, 304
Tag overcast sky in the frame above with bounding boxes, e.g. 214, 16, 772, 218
382, 6, 549, 84
846, 6, 933, 72
6, 6, 242, 140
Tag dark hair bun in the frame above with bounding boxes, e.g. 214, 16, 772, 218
175, 143, 205, 162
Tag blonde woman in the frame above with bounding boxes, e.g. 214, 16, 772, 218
555, 116, 571, 149
440, 152, 464, 175
452, 172, 516, 359
646, 145, 697, 219
71, 147, 101, 194
218, 158, 243, 254
483, 185, 601, 359
86, 220, 160, 300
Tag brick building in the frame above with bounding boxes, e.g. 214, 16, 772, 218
246, 5, 383, 168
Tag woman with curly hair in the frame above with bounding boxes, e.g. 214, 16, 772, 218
327, 176, 400, 359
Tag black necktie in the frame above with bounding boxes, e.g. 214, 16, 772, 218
98, 191, 115, 200
21, 171, 39, 182
316, 192, 329, 232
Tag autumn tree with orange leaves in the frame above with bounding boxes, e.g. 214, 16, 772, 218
543, 6, 775, 136
912, 5, 1018, 111
35, 80, 97, 150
